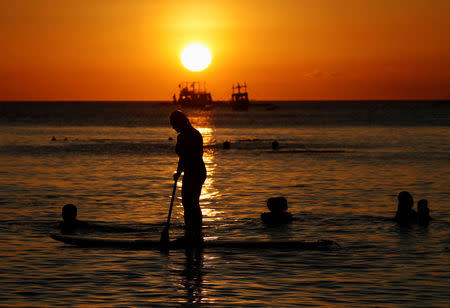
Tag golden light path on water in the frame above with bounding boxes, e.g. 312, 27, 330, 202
196, 127, 223, 222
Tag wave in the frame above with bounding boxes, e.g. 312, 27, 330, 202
1, 100, 449, 127
2, 137, 448, 157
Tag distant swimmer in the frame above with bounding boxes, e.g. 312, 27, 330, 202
58, 204, 89, 234
261, 197, 293, 224
170, 110, 207, 245
417, 199, 431, 225
394, 191, 417, 224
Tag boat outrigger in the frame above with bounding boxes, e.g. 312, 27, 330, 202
231, 82, 249, 110
173, 82, 213, 108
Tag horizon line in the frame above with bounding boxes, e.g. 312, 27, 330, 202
1, 99, 449, 103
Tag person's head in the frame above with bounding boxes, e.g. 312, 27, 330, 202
417, 199, 429, 213
397, 191, 413, 211
62, 204, 77, 223
170, 110, 191, 132
267, 197, 288, 214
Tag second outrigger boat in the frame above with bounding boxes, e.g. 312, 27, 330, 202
173, 82, 213, 108
231, 82, 250, 110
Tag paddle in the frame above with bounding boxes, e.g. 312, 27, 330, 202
160, 178, 178, 250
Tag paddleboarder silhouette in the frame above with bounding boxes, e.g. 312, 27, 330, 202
167, 110, 207, 246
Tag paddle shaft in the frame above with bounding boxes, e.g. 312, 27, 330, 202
165, 179, 177, 227
160, 179, 177, 247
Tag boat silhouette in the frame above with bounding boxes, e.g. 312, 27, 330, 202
173, 82, 213, 108
231, 82, 249, 110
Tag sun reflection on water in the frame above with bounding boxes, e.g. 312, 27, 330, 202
196, 126, 214, 146
196, 127, 223, 221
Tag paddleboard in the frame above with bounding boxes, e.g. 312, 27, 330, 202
50, 233, 337, 250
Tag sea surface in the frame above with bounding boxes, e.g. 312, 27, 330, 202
0, 101, 449, 307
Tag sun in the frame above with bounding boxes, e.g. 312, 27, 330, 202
181, 43, 212, 72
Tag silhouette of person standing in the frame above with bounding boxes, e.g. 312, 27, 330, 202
170, 110, 207, 245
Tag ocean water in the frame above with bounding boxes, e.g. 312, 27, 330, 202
0, 101, 449, 307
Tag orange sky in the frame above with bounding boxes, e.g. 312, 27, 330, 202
1, 0, 449, 101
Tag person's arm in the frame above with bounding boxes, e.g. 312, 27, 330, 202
174, 134, 184, 181
174, 156, 183, 181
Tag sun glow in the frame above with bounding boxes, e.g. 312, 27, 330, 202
181, 43, 212, 72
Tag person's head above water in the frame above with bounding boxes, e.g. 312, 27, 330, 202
417, 199, 429, 213
170, 110, 191, 133
398, 191, 413, 210
267, 197, 288, 214
417, 199, 431, 225
62, 204, 77, 223
261, 197, 292, 224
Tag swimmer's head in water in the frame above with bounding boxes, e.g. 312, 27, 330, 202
62, 204, 77, 222
170, 110, 191, 132
398, 191, 413, 210
267, 197, 288, 213
417, 199, 429, 211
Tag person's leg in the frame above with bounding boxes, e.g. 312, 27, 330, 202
182, 175, 205, 244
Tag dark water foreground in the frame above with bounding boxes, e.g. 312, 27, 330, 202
0, 101, 449, 306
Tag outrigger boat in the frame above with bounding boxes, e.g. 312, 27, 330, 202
173, 81, 213, 108
231, 82, 250, 110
